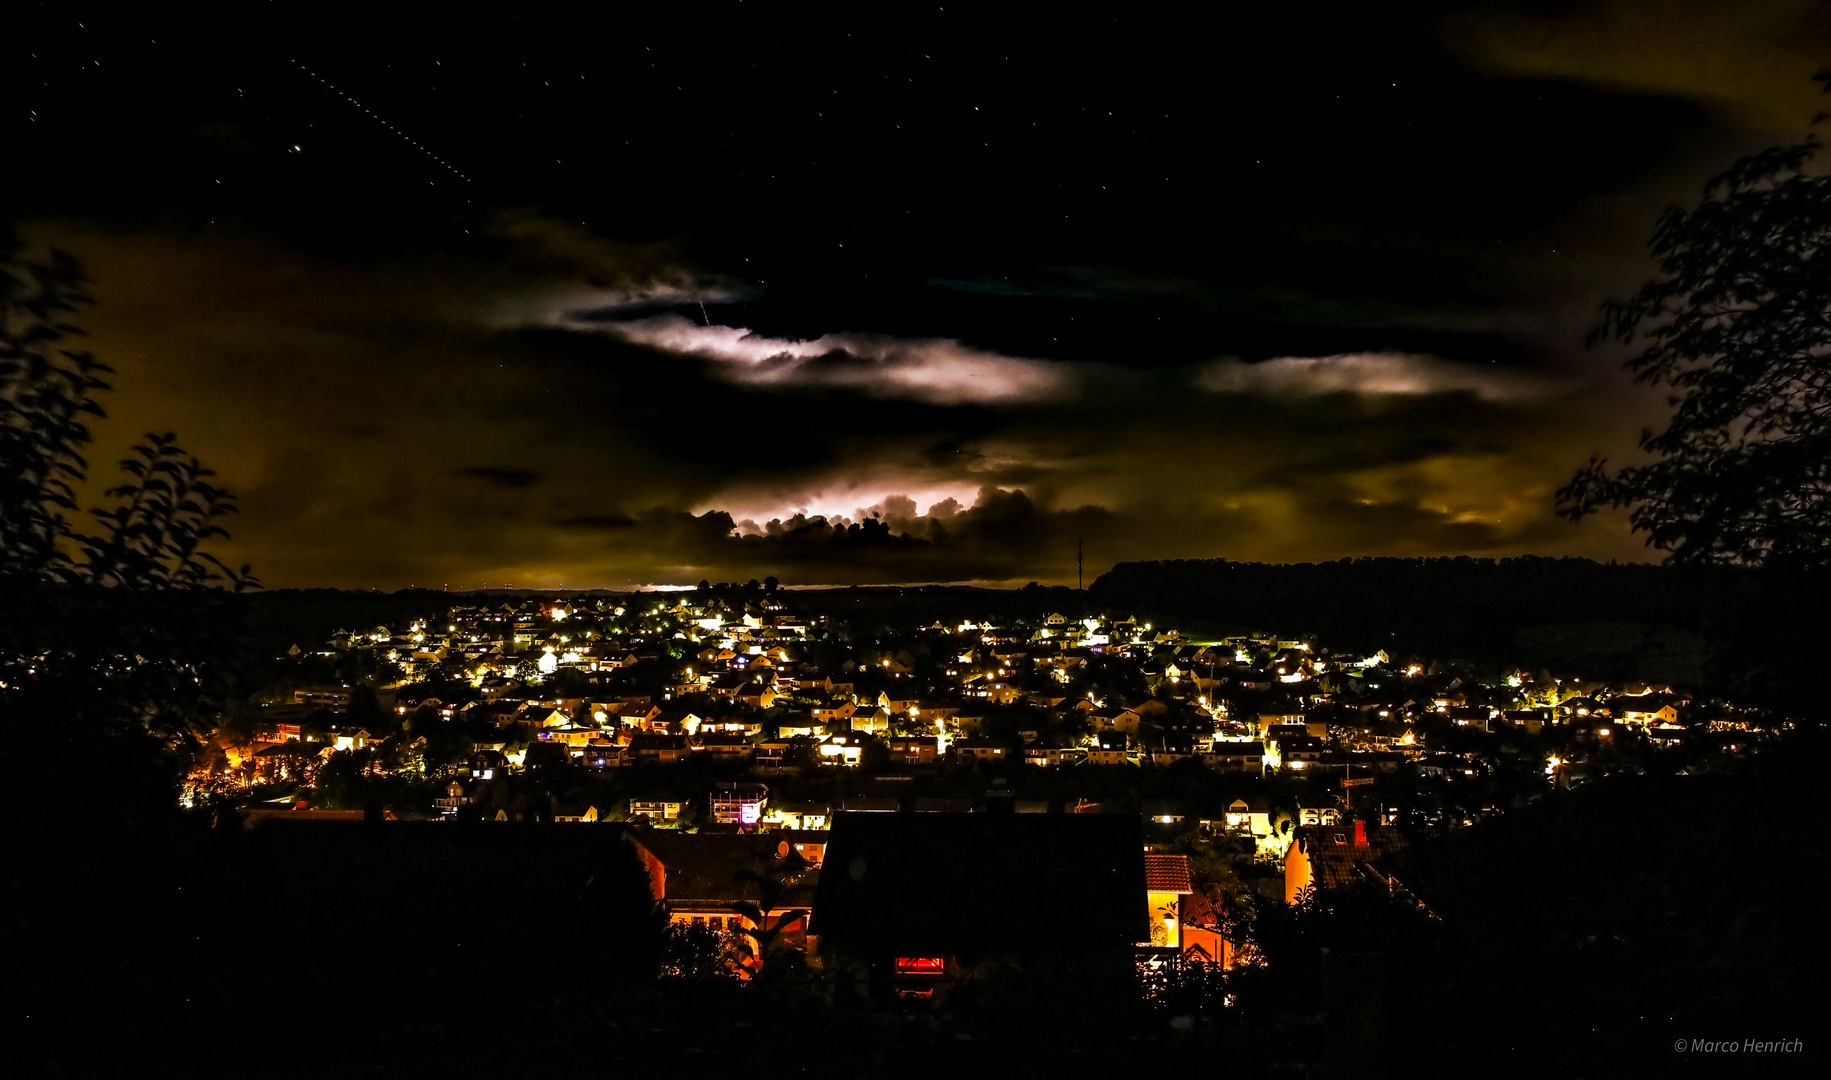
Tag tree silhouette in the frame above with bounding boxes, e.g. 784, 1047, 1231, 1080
1558, 139, 1831, 566
0, 230, 104, 577
1, 230, 255, 818
2, 227, 254, 590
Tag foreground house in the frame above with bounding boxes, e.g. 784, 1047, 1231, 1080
1143, 852, 1193, 950
1284, 820, 1408, 904
811, 813, 1147, 1002
628, 830, 823, 973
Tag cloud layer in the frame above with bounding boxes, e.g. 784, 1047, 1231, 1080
33, 217, 1667, 589
594, 314, 1086, 406
1194, 353, 1567, 403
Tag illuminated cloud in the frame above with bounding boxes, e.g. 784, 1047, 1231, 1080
1194, 352, 1567, 403
719, 481, 986, 532
486, 279, 756, 329
31, 221, 1657, 590
598, 314, 1083, 405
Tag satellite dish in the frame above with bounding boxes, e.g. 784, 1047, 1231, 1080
848, 855, 867, 882
776, 840, 790, 859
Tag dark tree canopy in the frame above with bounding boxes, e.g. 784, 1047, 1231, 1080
1, 228, 255, 590
1559, 141, 1831, 566
1, 229, 255, 816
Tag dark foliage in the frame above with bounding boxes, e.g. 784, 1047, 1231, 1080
1559, 141, 1831, 567
1, 232, 256, 819
4, 234, 268, 1072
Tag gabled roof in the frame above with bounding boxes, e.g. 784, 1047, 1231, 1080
630, 831, 818, 906
1144, 853, 1193, 893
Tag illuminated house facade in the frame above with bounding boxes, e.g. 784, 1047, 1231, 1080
710, 782, 769, 826
1284, 820, 1407, 904
1143, 852, 1193, 950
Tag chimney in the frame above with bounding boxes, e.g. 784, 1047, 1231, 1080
1354, 819, 1367, 847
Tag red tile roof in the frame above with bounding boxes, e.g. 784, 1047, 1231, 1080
1144, 853, 1192, 893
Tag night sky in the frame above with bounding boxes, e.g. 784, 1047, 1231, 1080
10, 1, 1830, 588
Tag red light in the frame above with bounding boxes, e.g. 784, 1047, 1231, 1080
894, 956, 945, 975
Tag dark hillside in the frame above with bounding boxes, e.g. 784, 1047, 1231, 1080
1090, 557, 1828, 704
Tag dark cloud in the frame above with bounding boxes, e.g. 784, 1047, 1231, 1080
20, 1, 1808, 587
38, 211, 1660, 588
454, 467, 541, 489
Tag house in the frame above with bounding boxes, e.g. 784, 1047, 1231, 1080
710, 782, 769, 826
1202, 740, 1265, 773
776, 719, 821, 738
970, 681, 1023, 705
911, 703, 959, 725
736, 683, 779, 710
627, 733, 691, 765
581, 737, 620, 769
252, 741, 328, 783
764, 800, 831, 830
1562, 695, 1605, 719
886, 736, 938, 766
1149, 738, 1198, 766
753, 741, 793, 772
1199, 796, 1276, 852
607, 702, 665, 728
1142, 800, 1185, 825
545, 725, 599, 749
708, 672, 750, 700
1502, 709, 1552, 734
812, 698, 858, 724
330, 728, 373, 752
950, 737, 1008, 764
1143, 852, 1194, 950
1297, 804, 1342, 827
1610, 693, 1681, 726
818, 733, 867, 767
626, 830, 821, 974
469, 748, 509, 779
1178, 884, 1237, 970
1284, 820, 1408, 905
810, 813, 1147, 1002
552, 802, 601, 823
694, 731, 754, 760
1089, 707, 1143, 734
627, 797, 683, 823
434, 779, 472, 816
1086, 732, 1132, 766
518, 705, 572, 730
849, 706, 892, 735
292, 686, 353, 708
1448, 706, 1491, 730
1265, 733, 1325, 770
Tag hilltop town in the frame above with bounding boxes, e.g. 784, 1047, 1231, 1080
191, 582, 1761, 983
